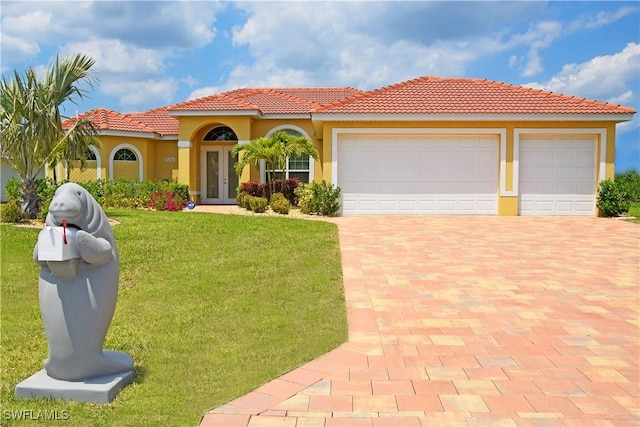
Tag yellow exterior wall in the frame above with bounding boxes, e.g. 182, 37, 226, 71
62, 117, 619, 214
113, 161, 139, 181
320, 119, 620, 216
68, 160, 98, 182
152, 140, 179, 180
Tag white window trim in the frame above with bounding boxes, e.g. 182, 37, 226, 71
63, 146, 102, 180
109, 143, 143, 181
513, 128, 606, 197
261, 125, 315, 183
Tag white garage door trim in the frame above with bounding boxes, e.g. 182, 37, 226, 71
332, 128, 505, 215
514, 129, 606, 216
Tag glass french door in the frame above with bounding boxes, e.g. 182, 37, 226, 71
201, 146, 238, 204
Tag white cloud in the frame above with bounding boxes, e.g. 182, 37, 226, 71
62, 39, 166, 75
188, 86, 220, 100
525, 43, 640, 139
0, 1, 222, 107
608, 90, 635, 106
525, 42, 640, 101
572, 6, 638, 30
102, 79, 177, 109
506, 6, 636, 78
0, 33, 40, 69
227, 2, 499, 90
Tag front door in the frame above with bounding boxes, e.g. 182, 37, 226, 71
201, 146, 238, 204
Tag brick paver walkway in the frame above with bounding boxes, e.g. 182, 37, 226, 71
200, 216, 639, 427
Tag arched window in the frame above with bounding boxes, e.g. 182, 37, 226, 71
85, 149, 97, 161
266, 127, 313, 183
110, 144, 143, 181
114, 148, 137, 161
203, 126, 238, 142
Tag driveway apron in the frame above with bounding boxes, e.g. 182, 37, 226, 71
201, 216, 639, 427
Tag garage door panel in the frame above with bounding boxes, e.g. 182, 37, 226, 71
555, 183, 576, 194
556, 168, 575, 181
555, 152, 575, 166
519, 137, 596, 215
576, 183, 595, 194
575, 168, 595, 181
338, 135, 498, 215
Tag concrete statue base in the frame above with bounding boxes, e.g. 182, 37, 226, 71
15, 351, 133, 403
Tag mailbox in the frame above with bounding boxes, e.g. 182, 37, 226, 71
37, 226, 80, 261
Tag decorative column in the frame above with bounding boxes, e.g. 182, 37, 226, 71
177, 140, 196, 202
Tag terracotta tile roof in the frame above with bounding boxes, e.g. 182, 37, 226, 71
127, 107, 178, 136
168, 87, 363, 114
62, 108, 159, 134
313, 76, 636, 116
167, 93, 259, 112
66, 77, 635, 136
257, 87, 364, 106
228, 89, 318, 114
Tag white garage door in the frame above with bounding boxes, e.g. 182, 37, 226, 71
519, 136, 597, 215
337, 135, 498, 214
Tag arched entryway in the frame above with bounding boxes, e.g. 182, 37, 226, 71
200, 126, 239, 204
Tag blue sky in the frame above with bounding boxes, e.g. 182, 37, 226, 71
2, 1, 639, 171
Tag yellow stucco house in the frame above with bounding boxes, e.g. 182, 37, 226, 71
55, 76, 635, 215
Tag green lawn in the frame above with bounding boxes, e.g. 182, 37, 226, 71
0, 209, 347, 426
626, 201, 640, 223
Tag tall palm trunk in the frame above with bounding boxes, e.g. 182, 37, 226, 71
19, 178, 39, 218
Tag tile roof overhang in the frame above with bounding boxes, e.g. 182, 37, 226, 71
166, 87, 364, 118
311, 77, 636, 122
309, 112, 637, 122
66, 77, 635, 136
62, 107, 178, 138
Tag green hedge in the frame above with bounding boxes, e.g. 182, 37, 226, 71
597, 170, 640, 217
295, 181, 341, 217
2, 178, 190, 222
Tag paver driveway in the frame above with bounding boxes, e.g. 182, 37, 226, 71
201, 216, 639, 427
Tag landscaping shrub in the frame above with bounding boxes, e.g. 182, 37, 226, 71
272, 178, 300, 205
236, 190, 250, 209
247, 195, 268, 213
100, 179, 144, 208
4, 178, 21, 202
35, 177, 59, 220
295, 181, 341, 216
3, 178, 190, 216
296, 184, 314, 214
597, 179, 630, 217
269, 192, 290, 215
239, 181, 269, 200
0, 201, 24, 223
314, 181, 341, 216
239, 179, 300, 205
615, 170, 640, 203
148, 190, 187, 211
79, 179, 107, 203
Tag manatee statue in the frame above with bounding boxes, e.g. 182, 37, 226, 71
33, 183, 133, 381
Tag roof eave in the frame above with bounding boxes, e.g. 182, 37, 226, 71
167, 109, 262, 118
261, 113, 312, 119
310, 113, 636, 122
96, 130, 160, 139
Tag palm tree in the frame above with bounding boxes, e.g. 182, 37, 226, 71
0, 53, 100, 218
232, 130, 319, 195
